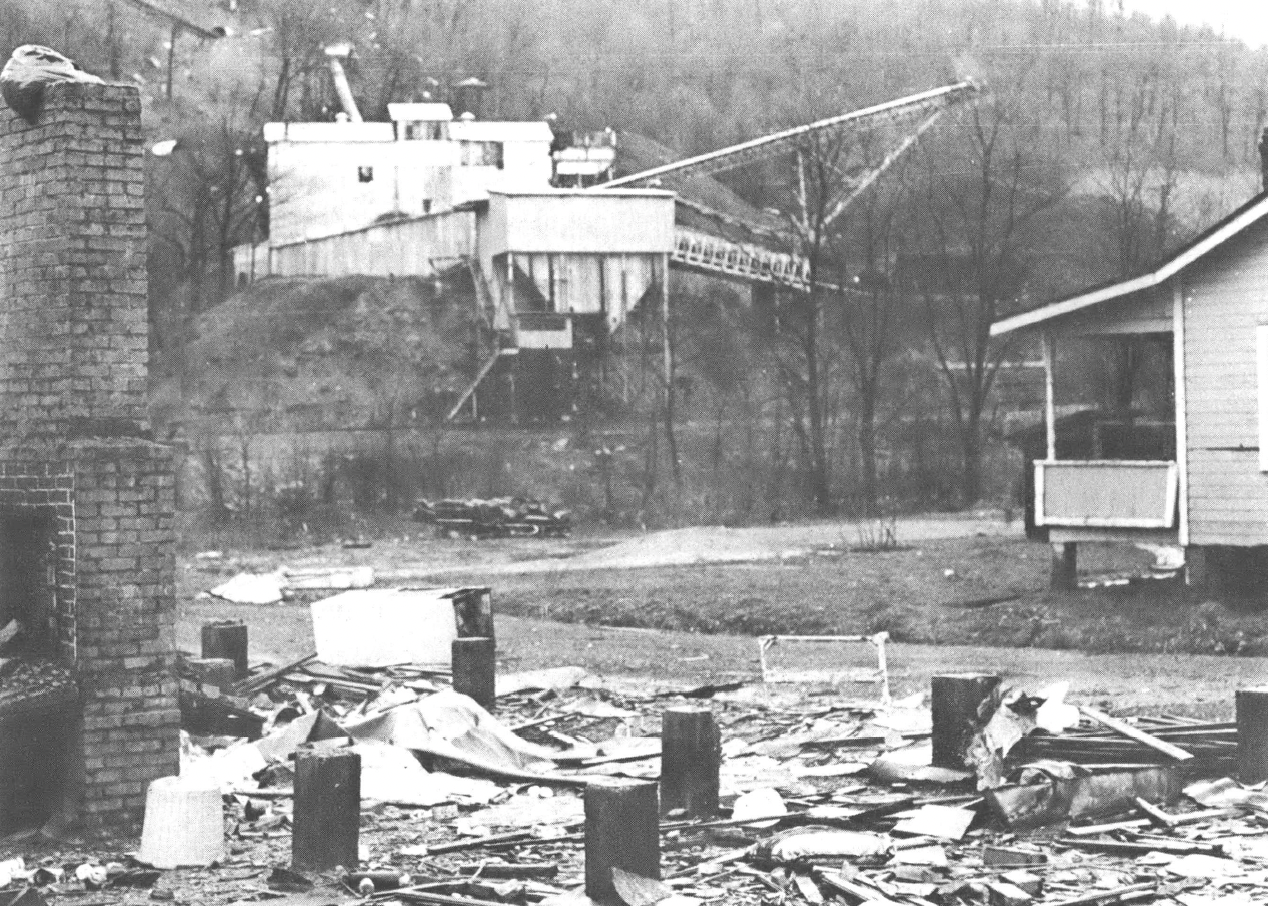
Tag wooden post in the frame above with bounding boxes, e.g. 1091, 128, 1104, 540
1042, 331, 1056, 462
1237, 687, 1268, 783
186, 657, 236, 690
451, 637, 496, 712
201, 621, 249, 679
932, 673, 1001, 769
660, 706, 720, 817
292, 746, 360, 871
585, 778, 659, 904
1185, 546, 1208, 589
1050, 542, 1078, 590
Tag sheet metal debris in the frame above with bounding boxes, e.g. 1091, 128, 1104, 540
7, 659, 1265, 906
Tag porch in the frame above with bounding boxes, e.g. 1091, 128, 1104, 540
1011, 284, 1185, 586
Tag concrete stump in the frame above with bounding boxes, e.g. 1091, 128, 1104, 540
660, 706, 719, 817
1238, 687, 1268, 783
585, 778, 659, 904
293, 746, 360, 870
932, 672, 1001, 768
201, 621, 249, 679
452, 636, 496, 712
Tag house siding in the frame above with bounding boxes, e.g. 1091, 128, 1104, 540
1183, 217, 1268, 545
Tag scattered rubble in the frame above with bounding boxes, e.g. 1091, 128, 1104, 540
8, 658, 1268, 906
414, 497, 571, 539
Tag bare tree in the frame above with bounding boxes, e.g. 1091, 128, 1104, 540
913, 96, 1068, 505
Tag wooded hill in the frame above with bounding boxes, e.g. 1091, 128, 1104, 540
5, 0, 1266, 521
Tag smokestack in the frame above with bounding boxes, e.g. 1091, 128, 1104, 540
324, 44, 362, 123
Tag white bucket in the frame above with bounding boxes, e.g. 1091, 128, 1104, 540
137, 776, 225, 869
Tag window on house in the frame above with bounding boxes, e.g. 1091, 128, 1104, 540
459, 140, 503, 168
404, 122, 445, 140
1259, 325, 1268, 470
357, 166, 374, 183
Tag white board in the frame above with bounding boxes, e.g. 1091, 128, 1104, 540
310, 588, 460, 668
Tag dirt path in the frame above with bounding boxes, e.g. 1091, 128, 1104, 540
377, 513, 1020, 579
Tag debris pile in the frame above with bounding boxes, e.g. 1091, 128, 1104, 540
413, 497, 571, 539
8, 656, 1268, 906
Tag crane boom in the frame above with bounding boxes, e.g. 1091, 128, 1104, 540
598, 80, 979, 189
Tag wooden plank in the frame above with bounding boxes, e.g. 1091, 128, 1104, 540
1078, 708, 1194, 761
1063, 818, 1150, 836
1133, 796, 1176, 827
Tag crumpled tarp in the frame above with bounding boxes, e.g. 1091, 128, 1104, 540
343, 689, 574, 781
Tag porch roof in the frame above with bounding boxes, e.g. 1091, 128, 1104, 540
992, 190, 1268, 337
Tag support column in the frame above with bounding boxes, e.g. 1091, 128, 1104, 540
932, 673, 1001, 769
1185, 546, 1208, 589
1042, 331, 1056, 462
1050, 542, 1077, 591
1237, 688, 1268, 783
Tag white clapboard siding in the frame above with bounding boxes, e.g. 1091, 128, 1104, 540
1183, 217, 1268, 544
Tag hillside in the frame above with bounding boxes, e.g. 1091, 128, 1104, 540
151, 275, 475, 435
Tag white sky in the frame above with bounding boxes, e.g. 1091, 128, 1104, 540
1118, 1, 1268, 48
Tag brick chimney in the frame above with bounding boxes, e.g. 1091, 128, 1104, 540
0, 82, 179, 831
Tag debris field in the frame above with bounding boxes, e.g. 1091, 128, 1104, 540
5, 613, 1268, 906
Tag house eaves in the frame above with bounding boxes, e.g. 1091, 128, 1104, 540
991, 190, 1268, 337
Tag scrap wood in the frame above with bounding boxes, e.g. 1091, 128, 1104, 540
234, 652, 318, 695
813, 869, 906, 906
395, 891, 514, 906
1063, 818, 1152, 836
455, 862, 559, 879
1044, 883, 1160, 906
1057, 837, 1222, 857
1078, 707, 1195, 761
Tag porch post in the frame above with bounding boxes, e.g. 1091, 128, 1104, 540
1042, 330, 1056, 461
1173, 279, 1194, 580
1051, 542, 1077, 591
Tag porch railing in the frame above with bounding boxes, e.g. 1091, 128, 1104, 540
1035, 460, 1178, 529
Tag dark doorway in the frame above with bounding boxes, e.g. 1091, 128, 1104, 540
0, 512, 57, 657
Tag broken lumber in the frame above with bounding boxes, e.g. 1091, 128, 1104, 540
1044, 883, 1159, 906
1078, 707, 1194, 761
235, 652, 318, 696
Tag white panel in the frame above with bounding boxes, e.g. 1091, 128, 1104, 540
488, 192, 675, 255
311, 588, 459, 668
1258, 324, 1268, 471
